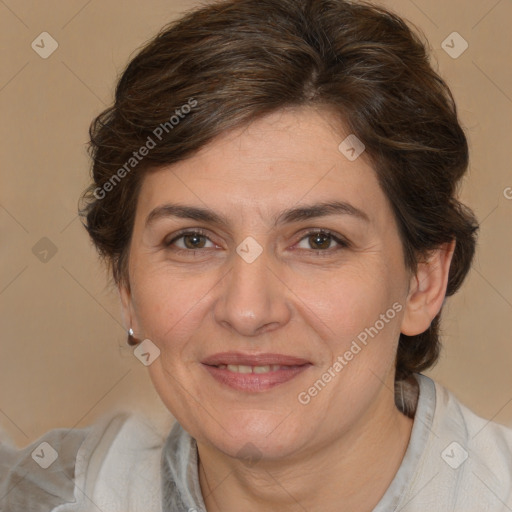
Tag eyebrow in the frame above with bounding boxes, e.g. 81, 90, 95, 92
145, 200, 370, 229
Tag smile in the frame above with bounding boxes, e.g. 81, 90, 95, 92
201, 353, 312, 392
215, 364, 304, 373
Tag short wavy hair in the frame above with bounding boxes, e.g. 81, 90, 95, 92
80, 0, 478, 382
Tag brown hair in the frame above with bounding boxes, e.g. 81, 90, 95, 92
80, 0, 478, 382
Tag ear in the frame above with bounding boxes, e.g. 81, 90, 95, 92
401, 240, 455, 336
118, 280, 136, 332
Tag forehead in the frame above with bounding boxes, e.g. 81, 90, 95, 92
136, 107, 387, 226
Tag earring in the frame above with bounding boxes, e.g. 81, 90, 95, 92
127, 328, 141, 346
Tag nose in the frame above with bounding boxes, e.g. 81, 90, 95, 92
213, 242, 291, 337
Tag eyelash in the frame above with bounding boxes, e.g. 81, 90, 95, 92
164, 228, 350, 256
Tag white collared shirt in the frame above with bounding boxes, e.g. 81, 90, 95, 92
1, 373, 512, 511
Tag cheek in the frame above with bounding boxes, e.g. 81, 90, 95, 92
130, 269, 212, 351
303, 267, 405, 397
305, 270, 403, 390
302, 263, 399, 338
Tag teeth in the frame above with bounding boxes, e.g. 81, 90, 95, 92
220, 364, 282, 373
232, 364, 252, 373
253, 365, 271, 374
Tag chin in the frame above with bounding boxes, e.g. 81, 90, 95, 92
198, 410, 307, 462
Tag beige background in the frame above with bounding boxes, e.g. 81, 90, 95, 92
1, 0, 511, 448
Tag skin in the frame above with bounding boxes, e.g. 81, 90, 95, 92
120, 106, 454, 512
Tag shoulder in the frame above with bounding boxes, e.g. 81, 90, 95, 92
433, 376, 512, 474
0, 410, 167, 512
431, 374, 512, 452
90, 409, 170, 512
417, 374, 512, 509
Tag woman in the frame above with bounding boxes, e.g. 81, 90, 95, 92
2, 0, 511, 510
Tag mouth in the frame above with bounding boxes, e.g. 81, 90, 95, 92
201, 352, 312, 392
212, 363, 304, 373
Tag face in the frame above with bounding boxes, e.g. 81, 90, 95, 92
121, 106, 415, 461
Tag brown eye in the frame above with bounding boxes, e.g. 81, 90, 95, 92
296, 230, 349, 253
308, 232, 332, 250
165, 230, 215, 252
181, 233, 207, 249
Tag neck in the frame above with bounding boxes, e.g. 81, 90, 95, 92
197, 379, 415, 512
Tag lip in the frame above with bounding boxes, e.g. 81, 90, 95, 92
201, 352, 312, 392
201, 352, 311, 366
